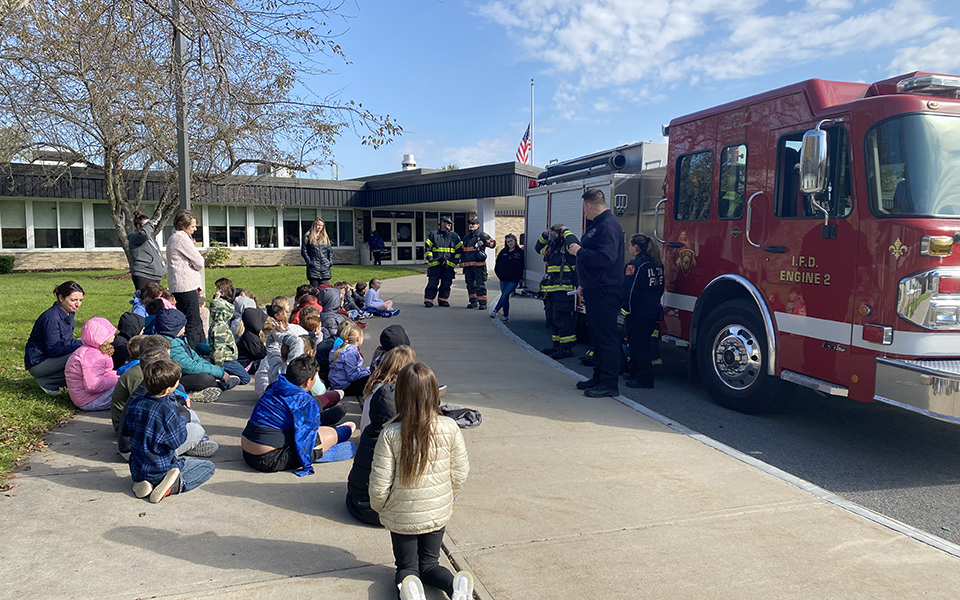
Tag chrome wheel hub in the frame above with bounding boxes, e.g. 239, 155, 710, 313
712, 324, 761, 391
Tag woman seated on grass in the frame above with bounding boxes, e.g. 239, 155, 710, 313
241, 354, 356, 475
24, 281, 86, 395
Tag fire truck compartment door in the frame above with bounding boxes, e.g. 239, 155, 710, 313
762, 126, 857, 386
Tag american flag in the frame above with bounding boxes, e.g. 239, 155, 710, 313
515, 124, 531, 164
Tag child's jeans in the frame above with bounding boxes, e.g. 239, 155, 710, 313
222, 360, 251, 385
390, 528, 454, 597
78, 387, 115, 412
177, 456, 215, 493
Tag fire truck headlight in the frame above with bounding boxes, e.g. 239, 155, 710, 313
921, 236, 954, 257
931, 304, 960, 327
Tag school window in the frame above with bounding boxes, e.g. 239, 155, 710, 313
282, 207, 355, 248
254, 207, 279, 248
674, 151, 713, 221
207, 206, 247, 247
34, 201, 83, 249
718, 145, 747, 220
93, 204, 122, 247
0, 200, 27, 248
776, 127, 852, 219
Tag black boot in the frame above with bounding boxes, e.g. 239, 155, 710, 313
478, 302, 487, 310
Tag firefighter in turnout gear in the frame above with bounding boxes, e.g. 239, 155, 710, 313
535, 223, 579, 359
460, 216, 497, 310
423, 216, 462, 308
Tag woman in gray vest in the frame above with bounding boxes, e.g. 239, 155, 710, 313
128, 212, 167, 293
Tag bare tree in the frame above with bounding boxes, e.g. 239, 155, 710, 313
0, 0, 401, 258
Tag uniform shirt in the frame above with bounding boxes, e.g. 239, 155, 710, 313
576, 210, 624, 289
460, 229, 495, 267
425, 228, 462, 268
121, 392, 187, 484
534, 230, 579, 292
622, 251, 665, 320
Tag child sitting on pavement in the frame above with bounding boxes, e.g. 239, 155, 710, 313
64, 317, 119, 411
241, 354, 356, 475
328, 321, 370, 397
363, 278, 400, 317
121, 358, 216, 503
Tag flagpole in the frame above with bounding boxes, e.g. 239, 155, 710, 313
530, 79, 534, 166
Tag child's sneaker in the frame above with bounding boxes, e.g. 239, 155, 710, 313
148, 467, 180, 503
189, 387, 222, 403
399, 575, 426, 600
186, 439, 219, 458
132, 480, 153, 499
315, 441, 356, 463
220, 376, 241, 391
39, 385, 62, 396
451, 571, 474, 600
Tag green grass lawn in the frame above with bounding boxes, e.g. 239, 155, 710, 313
0, 264, 421, 478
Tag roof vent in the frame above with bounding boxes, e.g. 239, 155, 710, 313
402, 154, 417, 171
896, 75, 960, 98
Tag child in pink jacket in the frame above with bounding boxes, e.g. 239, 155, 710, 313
65, 317, 120, 411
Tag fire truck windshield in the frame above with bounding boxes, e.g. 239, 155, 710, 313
866, 114, 960, 218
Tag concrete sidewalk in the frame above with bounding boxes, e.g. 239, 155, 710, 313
3, 272, 960, 599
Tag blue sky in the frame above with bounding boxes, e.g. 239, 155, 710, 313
314, 0, 960, 180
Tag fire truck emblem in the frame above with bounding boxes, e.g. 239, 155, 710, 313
889, 238, 907, 259
731, 226, 742, 238
677, 249, 697, 276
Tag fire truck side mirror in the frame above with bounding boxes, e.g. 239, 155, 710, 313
800, 129, 829, 195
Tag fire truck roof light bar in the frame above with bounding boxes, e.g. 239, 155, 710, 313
896, 75, 960, 97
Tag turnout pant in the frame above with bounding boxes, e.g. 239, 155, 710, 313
624, 315, 657, 386
463, 265, 488, 304
583, 285, 623, 391
424, 265, 455, 304
544, 291, 577, 350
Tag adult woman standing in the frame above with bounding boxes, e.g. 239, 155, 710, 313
127, 211, 166, 293
301, 218, 333, 287
490, 233, 524, 323
166, 209, 206, 349
621, 233, 664, 389
24, 281, 85, 394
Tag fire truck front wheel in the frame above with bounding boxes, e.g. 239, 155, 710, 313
698, 299, 783, 414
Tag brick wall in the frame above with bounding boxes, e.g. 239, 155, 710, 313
494, 216, 524, 243
10, 248, 360, 272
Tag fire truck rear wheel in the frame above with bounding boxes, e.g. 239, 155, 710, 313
698, 299, 783, 414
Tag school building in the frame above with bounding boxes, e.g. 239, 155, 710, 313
0, 157, 539, 271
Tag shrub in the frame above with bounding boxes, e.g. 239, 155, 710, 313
0, 255, 14, 274
203, 241, 230, 268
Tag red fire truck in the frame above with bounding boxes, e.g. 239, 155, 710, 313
659, 71, 960, 421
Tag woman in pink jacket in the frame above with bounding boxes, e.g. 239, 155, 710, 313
166, 209, 206, 349
65, 317, 120, 411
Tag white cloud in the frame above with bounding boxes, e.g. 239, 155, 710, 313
480, 0, 951, 118
440, 134, 519, 168
888, 28, 960, 74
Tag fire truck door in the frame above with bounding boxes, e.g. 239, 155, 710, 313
761, 126, 856, 386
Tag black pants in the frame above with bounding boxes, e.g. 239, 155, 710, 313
583, 286, 623, 390
624, 316, 656, 386
180, 373, 219, 392
373, 250, 383, 266
544, 291, 577, 350
390, 528, 454, 596
342, 376, 370, 397
308, 278, 330, 288
173, 290, 206, 349
424, 265, 454, 304
131, 275, 160, 294
243, 445, 323, 472
463, 266, 488, 303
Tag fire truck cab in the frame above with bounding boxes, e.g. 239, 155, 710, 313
660, 72, 960, 421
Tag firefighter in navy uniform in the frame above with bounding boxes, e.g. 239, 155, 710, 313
460, 216, 497, 310
621, 233, 664, 388
568, 188, 625, 398
423, 216, 462, 308
535, 223, 579, 359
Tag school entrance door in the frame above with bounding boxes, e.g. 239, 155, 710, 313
372, 219, 416, 265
